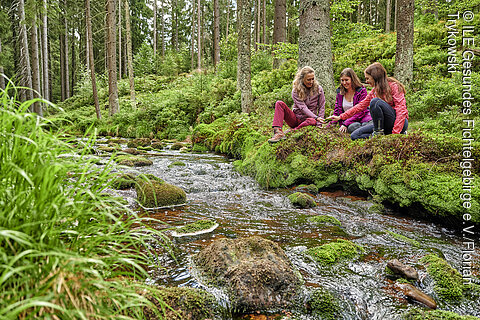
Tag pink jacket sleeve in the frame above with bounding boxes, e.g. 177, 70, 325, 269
390, 83, 409, 134
340, 89, 373, 121
292, 89, 319, 119
342, 88, 368, 127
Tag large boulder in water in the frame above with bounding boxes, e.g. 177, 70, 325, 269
193, 236, 301, 312
135, 177, 186, 208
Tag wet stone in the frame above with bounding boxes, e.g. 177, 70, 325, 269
387, 259, 419, 280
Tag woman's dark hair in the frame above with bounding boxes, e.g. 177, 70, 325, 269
339, 68, 363, 95
365, 62, 406, 103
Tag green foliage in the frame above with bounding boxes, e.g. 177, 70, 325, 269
404, 309, 480, 320
174, 219, 217, 235
288, 192, 317, 208
271, 42, 300, 61
308, 215, 341, 226
420, 254, 464, 301
308, 287, 340, 320
134, 42, 156, 76
306, 239, 362, 265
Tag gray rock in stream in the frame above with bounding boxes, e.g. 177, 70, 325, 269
193, 236, 302, 313
387, 259, 419, 280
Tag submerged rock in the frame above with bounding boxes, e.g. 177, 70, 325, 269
170, 142, 185, 150
420, 254, 464, 301
111, 173, 137, 190
193, 236, 301, 312
127, 138, 151, 148
306, 287, 339, 320
306, 239, 362, 265
288, 192, 317, 208
116, 155, 153, 167
386, 259, 419, 280
404, 309, 479, 319
394, 282, 437, 309
135, 179, 186, 208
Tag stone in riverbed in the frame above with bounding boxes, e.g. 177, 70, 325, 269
288, 192, 317, 208
193, 236, 302, 313
394, 282, 437, 309
386, 259, 419, 280
135, 178, 186, 208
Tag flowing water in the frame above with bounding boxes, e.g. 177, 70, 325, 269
99, 141, 479, 320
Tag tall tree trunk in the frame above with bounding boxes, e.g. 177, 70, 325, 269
0, 37, 5, 90
60, 34, 65, 101
31, 15, 43, 115
125, 0, 136, 106
71, 27, 76, 96
106, 0, 119, 115
213, 0, 220, 69
64, 0, 70, 99
161, 0, 165, 56
42, 0, 49, 101
153, 0, 157, 56
197, 0, 201, 70
119, 0, 122, 78
225, 0, 230, 39
385, 0, 391, 32
262, 0, 266, 44
298, 0, 335, 106
255, 0, 260, 50
394, 0, 414, 84
86, 0, 101, 119
19, 0, 33, 103
273, 0, 286, 68
237, 0, 252, 113
191, 0, 195, 70
394, 0, 397, 30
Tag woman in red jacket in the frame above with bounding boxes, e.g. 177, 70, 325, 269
328, 62, 408, 137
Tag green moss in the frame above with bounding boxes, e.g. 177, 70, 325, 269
192, 143, 208, 152
385, 230, 420, 247
97, 146, 120, 153
306, 239, 362, 265
297, 184, 319, 195
137, 146, 153, 151
308, 287, 339, 320
168, 161, 186, 168
115, 155, 153, 167
126, 138, 151, 148
404, 309, 479, 320
151, 141, 164, 150
136, 180, 186, 207
107, 138, 128, 144
112, 174, 137, 190
170, 142, 185, 150
420, 254, 464, 301
288, 192, 317, 208
308, 215, 341, 226
175, 219, 216, 235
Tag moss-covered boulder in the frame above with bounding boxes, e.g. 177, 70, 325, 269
127, 138, 151, 148
306, 239, 363, 265
193, 236, 302, 312
420, 254, 464, 301
306, 287, 339, 320
151, 141, 164, 150
97, 146, 120, 153
115, 155, 153, 167
122, 148, 146, 155
107, 138, 128, 145
172, 219, 218, 237
170, 142, 185, 150
135, 179, 186, 208
111, 173, 137, 190
308, 215, 341, 226
404, 309, 480, 320
288, 192, 317, 208
144, 287, 217, 320
296, 184, 319, 195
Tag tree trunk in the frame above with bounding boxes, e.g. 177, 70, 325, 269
394, 0, 397, 30
197, 0, 201, 70
385, 0, 391, 32
18, 0, 33, 103
86, 0, 101, 119
42, 0, 49, 101
71, 29, 76, 96
60, 34, 65, 101
64, 0, 70, 99
153, 0, 157, 56
125, 0, 136, 106
119, 0, 122, 78
394, 0, 414, 85
0, 37, 5, 90
262, 0, 266, 44
273, 0, 286, 68
161, 0, 165, 56
237, 0, 252, 113
191, 0, 196, 70
31, 14, 43, 115
298, 0, 335, 105
106, 0, 119, 115
213, 0, 220, 69
225, 0, 230, 39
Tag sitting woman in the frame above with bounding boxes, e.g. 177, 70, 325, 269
328, 62, 408, 138
330, 68, 370, 135
268, 66, 325, 143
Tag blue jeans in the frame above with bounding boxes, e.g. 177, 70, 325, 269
370, 98, 408, 134
350, 121, 374, 140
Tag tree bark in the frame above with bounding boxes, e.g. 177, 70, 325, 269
191, 0, 196, 70
298, 0, 335, 105
86, 0, 101, 119
18, 0, 33, 103
125, 0, 136, 106
197, 0, 201, 70
161, 0, 165, 56
213, 0, 220, 69
394, 0, 414, 85
385, 0, 391, 32
42, 0, 49, 101
106, 0, 119, 115
262, 0, 266, 44
60, 34, 65, 101
225, 0, 230, 39
31, 14, 43, 115
0, 36, 5, 90
237, 0, 252, 113
273, 0, 286, 68
119, 0, 122, 78
153, 0, 157, 56
64, 0, 70, 99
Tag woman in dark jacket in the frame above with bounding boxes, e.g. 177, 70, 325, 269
330, 68, 370, 135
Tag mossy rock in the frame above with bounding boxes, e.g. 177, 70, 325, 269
368, 202, 386, 214
172, 219, 218, 237
137, 146, 153, 151
404, 309, 480, 320
122, 148, 145, 155
97, 146, 120, 153
144, 287, 217, 320
136, 179, 186, 208
420, 254, 464, 301
151, 141, 164, 150
296, 184, 319, 195
306, 239, 363, 265
306, 287, 340, 320
288, 192, 317, 208
308, 215, 341, 226
107, 138, 128, 144
116, 155, 153, 167
170, 142, 185, 150
385, 230, 420, 247
127, 138, 151, 148
111, 173, 137, 190
168, 161, 186, 168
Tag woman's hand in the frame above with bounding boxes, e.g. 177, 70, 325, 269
339, 125, 347, 133
315, 116, 324, 125
327, 115, 342, 122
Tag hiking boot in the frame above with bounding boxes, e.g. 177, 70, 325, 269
370, 129, 384, 138
268, 129, 286, 143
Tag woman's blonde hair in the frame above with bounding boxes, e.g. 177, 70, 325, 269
365, 62, 406, 103
292, 66, 320, 101
339, 68, 363, 95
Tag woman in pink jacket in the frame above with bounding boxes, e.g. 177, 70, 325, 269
328, 62, 408, 137
268, 66, 325, 143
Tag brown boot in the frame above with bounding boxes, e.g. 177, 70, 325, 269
268, 128, 286, 143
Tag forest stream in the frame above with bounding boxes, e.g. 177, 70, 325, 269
97, 139, 480, 320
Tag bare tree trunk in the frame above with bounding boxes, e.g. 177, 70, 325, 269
197, 0, 201, 70
119, 0, 122, 78
394, 0, 397, 30
31, 15, 43, 115
106, 0, 119, 115
125, 0, 136, 106
19, 0, 33, 103
298, 0, 335, 106
42, 0, 49, 101
71, 27, 76, 96
161, 0, 165, 56
213, 0, 220, 69
86, 0, 101, 119
64, 0, 70, 99
262, 0, 266, 44
394, 0, 414, 84
191, 0, 196, 70
273, 0, 286, 68
0, 37, 5, 90
153, 0, 157, 56
385, 0, 391, 32
225, 0, 230, 39
237, 0, 252, 113
60, 34, 65, 101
